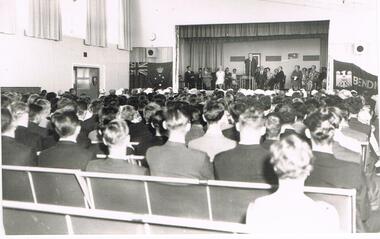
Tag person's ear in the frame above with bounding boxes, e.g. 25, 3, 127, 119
236, 122, 241, 132
202, 114, 207, 123
185, 122, 191, 132
151, 122, 155, 129
259, 126, 266, 136
162, 121, 168, 130
75, 125, 81, 135
305, 128, 311, 139
102, 137, 108, 146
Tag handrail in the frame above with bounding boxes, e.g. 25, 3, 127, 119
2, 200, 250, 234
2, 165, 356, 196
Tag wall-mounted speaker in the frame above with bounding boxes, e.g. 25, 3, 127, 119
146, 48, 157, 58
353, 43, 365, 55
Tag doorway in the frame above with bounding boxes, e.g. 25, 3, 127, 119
74, 66, 99, 99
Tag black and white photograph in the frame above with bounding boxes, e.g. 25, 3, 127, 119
0, 0, 380, 237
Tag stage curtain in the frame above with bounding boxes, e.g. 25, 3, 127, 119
179, 39, 224, 75
0, 0, 16, 34
85, 0, 107, 47
179, 21, 329, 38
26, 0, 62, 40
118, 0, 132, 50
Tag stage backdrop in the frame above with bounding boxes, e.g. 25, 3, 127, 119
334, 60, 378, 95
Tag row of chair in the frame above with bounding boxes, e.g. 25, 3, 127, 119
2, 165, 357, 233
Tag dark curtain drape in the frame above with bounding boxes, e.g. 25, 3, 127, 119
178, 21, 329, 38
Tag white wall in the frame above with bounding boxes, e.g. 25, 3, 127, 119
0, 34, 130, 92
0, 0, 129, 92
131, 0, 378, 86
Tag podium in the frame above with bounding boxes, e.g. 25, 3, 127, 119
238, 75, 256, 90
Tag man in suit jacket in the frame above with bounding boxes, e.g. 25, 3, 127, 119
9, 101, 43, 152
38, 111, 94, 170
214, 107, 276, 184
184, 66, 195, 88
87, 119, 148, 175
188, 100, 236, 162
28, 103, 56, 149
303, 108, 373, 232
1, 108, 36, 166
222, 102, 247, 142
277, 66, 286, 90
147, 107, 214, 180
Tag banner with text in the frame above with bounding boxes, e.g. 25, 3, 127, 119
334, 60, 378, 95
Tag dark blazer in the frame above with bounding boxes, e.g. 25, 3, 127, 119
38, 141, 94, 170
213, 144, 276, 184
146, 141, 214, 180
15, 126, 43, 152
86, 156, 148, 175
128, 121, 154, 143
81, 115, 97, 138
305, 151, 370, 229
135, 135, 167, 156
28, 122, 56, 149
2, 136, 37, 166
222, 126, 240, 142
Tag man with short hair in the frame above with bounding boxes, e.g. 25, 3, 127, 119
184, 66, 195, 88
188, 100, 236, 162
146, 107, 213, 179
86, 119, 148, 175
1, 108, 36, 166
28, 103, 56, 149
214, 107, 276, 184
304, 108, 371, 232
261, 112, 282, 150
9, 102, 43, 151
38, 111, 94, 170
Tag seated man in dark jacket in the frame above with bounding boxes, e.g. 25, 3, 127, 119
147, 107, 214, 179
1, 108, 36, 166
304, 108, 374, 232
38, 111, 94, 170
214, 107, 276, 184
9, 101, 43, 152
86, 119, 148, 175
28, 103, 56, 149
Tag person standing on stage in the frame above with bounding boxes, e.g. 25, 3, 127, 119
277, 66, 286, 90
202, 67, 212, 90
184, 66, 195, 88
309, 65, 320, 90
225, 67, 232, 89
255, 66, 267, 90
231, 68, 238, 90
195, 68, 203, 89
216, 66, 225, 89
290, 65, 303, 90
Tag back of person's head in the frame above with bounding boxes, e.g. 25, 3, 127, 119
10, 101, 29, 121
28, 103, 44, 123
228, 101, 247, 123
57, 97, 78, 112
35, 99, 51, 114
203, 100, 225, 123
97, 106, 119, 131
27, 94, 40, 105
303, 108, 336, 145
51, 111, 80, 138
265, 112, 282, 138
270, 134, 313, 180
143, 102, 161, 123
89, 99, 103, 115
1, 108, 14, 133
102, 119, 129, 146
76, 99, 89, 117
164, 107, 190, 131
1, 95, 12, 109
151, 110, 167, 136
257, 95, 272, 112
278, 104, 296, 124
238, 107, 265, 131
118, 105, 136, 122
46, 92, 57, 101
292, 102, 307, 121
344, 96, 363, 115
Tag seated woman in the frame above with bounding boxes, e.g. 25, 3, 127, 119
246, 134, 340, 233
86, 119, 148, 175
